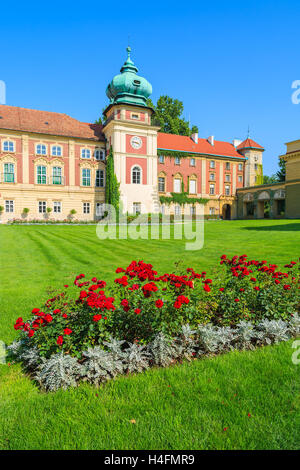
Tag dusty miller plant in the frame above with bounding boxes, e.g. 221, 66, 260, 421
123, 343, 151, 373
35, 353, 84, 391
288, 313, 300, 337
148, 332, 176, 367
174, 324, 197, 360
82, 346, 123, 384
233, 321, 263, 350
257, 319, 291, 344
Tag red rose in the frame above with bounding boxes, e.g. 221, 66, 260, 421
283, 285, 291, 290
53, 309, 61, 314
57, 335, 63, 345
44, 314, 53, 323
62, 313, 68, 319
250, 278, 256, 282
239, 288, 245, 292
174, 300, 182, 309
254, 286, 260, 291
93, 314, 102, 322
203, 284, 211, 293
121, 299, 129, 307
63, 328, 72, 335
234, 298, 240, 302
64, 285, 69, 288
135, 308, 141, 315
155, 299, 164, 308
219, 288, 225, 292
28, 330, 35, 338
32, 308, 40, 314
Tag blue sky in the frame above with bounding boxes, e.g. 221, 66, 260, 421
1, 0, 299, 175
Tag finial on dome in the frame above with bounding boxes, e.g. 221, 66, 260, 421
126, 45, 131, 58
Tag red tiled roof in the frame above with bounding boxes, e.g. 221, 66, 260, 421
157, 132, 245, 158
236, 138, 264, 150
0, 105, 104, 141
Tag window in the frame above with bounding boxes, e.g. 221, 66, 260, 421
96, 202, 105, 217
190, 206, 196, 216
225, 185, 230, 196
82, 168, 91, 186
37, 165, 47, 184
36, 144, 47, 155
83, 202, 90, 214
3, 141, 14, 152
209, 173, 215, 181
209, 184, 215, 195
173, 178, 181, 193
225, 174, 230, 182
225, 162, 230, 170
175, 156, 181, 165
159, 155, 165, 164
158, 177, 165, 192
95, 149, 105, 161
209, 207, 215, 215
52, 166, 62, 184
254, 164, 258, 171
38, 201, 46, 213
189, 179, 196, 194
133, 202, 141, 215
5, 200, 14, 212
175, 205, 181, 216
132, 166, 141, 184
210, 160, 215, 169
238, 175, 243, 183
51, 146, 62, 156
190, 158, 196, 166
131, 113, 139, 120
95, 169, 104, 187
81, 149, 91, 159
4, 163, 15, 182
53, 201, 61, 213
238, 163, 243, 171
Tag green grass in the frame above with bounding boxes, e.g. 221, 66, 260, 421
0, 219, 300, 450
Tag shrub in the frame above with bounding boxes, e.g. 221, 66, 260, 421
123, 343, 150, 373
35, 353, 84, 391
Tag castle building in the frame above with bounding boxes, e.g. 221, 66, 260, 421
0, 48, 265, 222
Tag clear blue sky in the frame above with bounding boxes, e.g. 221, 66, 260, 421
1, 0, 299, 175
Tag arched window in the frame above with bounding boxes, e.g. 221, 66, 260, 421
95, 149, 105, 161
132, 166, 141, 184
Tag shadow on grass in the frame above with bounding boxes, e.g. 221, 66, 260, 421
244, 222, 300, 231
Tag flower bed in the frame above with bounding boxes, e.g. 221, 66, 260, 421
8, 255, 300, 391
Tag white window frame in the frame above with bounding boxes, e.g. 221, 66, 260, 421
51, 145, 62, 157
173, 178, 181, 193
83, 202, 90, 214
225, 174, 230, 182
209, 184, 215, 195
81, 148, 91, 159
82, 168, 91, 186
209, 160, 215, 169
131, 166, 142, 184
3, 140, 15, 152
225, 162, 230, 170
190, 158, 196, 167
159, 155, 165, 164
225, 185, 230, 196
158, 176, 165, 192
3, 162, 15, 183
36, 144, 47, 155
189, 179, 196, 194
53, 201, 62, 213
175, 156, 181, 165
175, 205, 181, 216
38, 201, 47, 214
5, 200, 14, 212
96, 202, 105, 217
238, 163, 243, 171
95, 149, 105, 161
209, 207, 215, 215
209, 173, 215, 181
37, 165, 47, 184
238, 175, 243, 183
133, 202, 141, 215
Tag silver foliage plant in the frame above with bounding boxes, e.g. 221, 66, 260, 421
9, 316, 300, 392
148, 332, 176, 367
35, 353, 84, 392
123, 343, 151, 373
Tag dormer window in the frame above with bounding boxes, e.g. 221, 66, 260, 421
95, 149, 105, 161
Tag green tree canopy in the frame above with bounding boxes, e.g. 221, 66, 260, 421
276, 157, 286, 182
105, 147, 120, 214
263, 174, 277, 184
147, 96, 198, 136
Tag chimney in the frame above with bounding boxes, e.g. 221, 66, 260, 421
207, 135, 214, 146
233, 139, 242, 148
191, 132, 198, 144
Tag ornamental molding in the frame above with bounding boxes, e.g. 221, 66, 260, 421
0, 154, 17, 163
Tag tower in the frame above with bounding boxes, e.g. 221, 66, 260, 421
237, 138, 264, 187
103, 47, 160, 214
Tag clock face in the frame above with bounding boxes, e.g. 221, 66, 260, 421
130, 135, 142, 150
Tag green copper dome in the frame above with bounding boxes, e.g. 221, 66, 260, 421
106, 47, 152, 107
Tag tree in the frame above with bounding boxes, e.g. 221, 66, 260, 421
147, 96, 198, 136
276, 157, 286, 182
105, 147, 120, 214
263, 174, 277, 184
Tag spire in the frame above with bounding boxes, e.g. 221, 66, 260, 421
120, 46, 138, 74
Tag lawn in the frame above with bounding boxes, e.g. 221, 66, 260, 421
0, 219, 299, 450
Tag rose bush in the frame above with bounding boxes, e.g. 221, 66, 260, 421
13, 255, 300, 358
